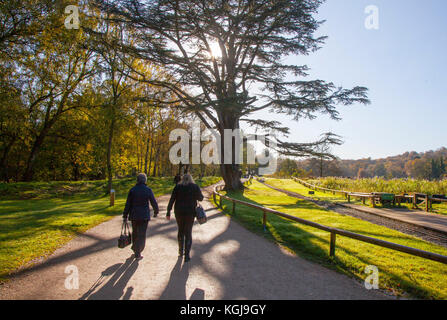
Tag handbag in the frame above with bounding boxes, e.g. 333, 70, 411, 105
118, 221, 132, 248
195, 204, 207, 225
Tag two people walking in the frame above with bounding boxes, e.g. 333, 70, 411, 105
122, 173, 204, 262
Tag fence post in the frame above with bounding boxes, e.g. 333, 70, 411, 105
413, 194, 417, 209
330, 232, 336, 257
219, 195, 223, 208
347, 194, 351, 203
263, 210, 267, 232
232, 201, 236, 215
110, 189, 115, 207
426, 195, 430, 212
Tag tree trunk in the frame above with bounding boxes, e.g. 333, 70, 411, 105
23, 129, 49, 181
148, 133, 153, 175
136, 134, 141, 172
152, 150, 157, 177
72, 160, 80, 181
106, 115, 115, 193
152, 144, 161, 177
220, 164, 243, 190
218, 114, 243, 191
1, 137, 16, 182
144, 133, 150, 175
200, 162, 205, 179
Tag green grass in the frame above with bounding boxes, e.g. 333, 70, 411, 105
0, 176, 221, 282
214, 180, 447, 299
310, 177, 447, 195
268, 178, 447, 216
268, 178, 355, 202
307, 177, 447, 215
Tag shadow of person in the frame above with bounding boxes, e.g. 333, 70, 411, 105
123, 287, 134, 300
159, 257, 190, 300
79, 257, 139, 300
189, 288, 205, 300
79, 263, 122, 300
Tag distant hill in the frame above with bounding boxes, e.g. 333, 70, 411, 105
277, 147, 447, 180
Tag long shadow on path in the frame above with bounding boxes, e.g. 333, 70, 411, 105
159, 257, 190, 300
80, 257, 139, 300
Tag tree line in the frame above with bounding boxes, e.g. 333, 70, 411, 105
1, 0, 371, 190
275, 147, 447, 181
0, 0, 193, 187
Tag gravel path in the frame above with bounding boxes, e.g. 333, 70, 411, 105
0, 184, 390, 300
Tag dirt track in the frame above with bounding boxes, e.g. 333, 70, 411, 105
0, 184, 390, 300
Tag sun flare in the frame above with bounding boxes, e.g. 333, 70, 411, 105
209, 41, 222, 58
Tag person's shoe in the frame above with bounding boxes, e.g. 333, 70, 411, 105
184, 255, 190, 262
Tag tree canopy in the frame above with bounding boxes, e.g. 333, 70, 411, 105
1, 0, 371, 190
95, 0, 370, 189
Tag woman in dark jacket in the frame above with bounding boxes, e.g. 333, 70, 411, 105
123, 173, 159, 260
166, 174, 204, 262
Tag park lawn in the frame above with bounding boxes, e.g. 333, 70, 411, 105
0, 176, 221, 282
215, 180, 447, 299
266, 178, 357, 203
267, 178, 447, 216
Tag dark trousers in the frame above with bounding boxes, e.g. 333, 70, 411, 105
131, 220, 149, 256
175, 213, 194, 254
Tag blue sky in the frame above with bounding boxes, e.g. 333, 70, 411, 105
249, 0, 447, 160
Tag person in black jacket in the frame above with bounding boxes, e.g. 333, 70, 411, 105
123, 173, 159, 260
173, 173, 181, 185
166, 174, 204, 262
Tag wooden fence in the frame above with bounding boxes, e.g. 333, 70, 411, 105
292, 177, 447, 212
212, 184, 447, 265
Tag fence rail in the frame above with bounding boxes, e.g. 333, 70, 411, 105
213, 184, 447, 265
291, 177, 447, 212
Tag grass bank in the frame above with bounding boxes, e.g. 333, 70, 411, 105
307, 177, 447, 216
0, 176, 221, 282
310, 177, 447, 195
270, 178, 447, 216
214, 180, 447, 299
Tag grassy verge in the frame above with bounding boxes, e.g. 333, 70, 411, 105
0, 176, 221, 282
310, 177, 447, 195
307, 177, 447, 216
214, 180, 447, 299
268, 178, 447, 216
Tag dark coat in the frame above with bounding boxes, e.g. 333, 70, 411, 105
167, 183, 204, 216
123, 183, 159, 221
